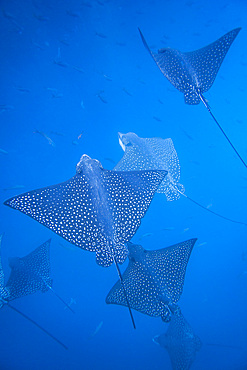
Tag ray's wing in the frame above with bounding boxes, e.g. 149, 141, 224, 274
145, 239, 197, 303
155, 311, 202, 370
106, 239, 196, 318
4, 169, 166, 267
115, 135, 184, 201
5, 240, 52, 300
106, 259, 169, 318
184, 28, 241, 93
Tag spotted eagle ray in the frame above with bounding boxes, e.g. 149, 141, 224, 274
153, 308, 202, 370
115, 132, 247, 226
6, 239, 74, 313
4, 154, 167, 328
0, 235, 67, 349
106, 239, 196, 322
139, 27, 247, 169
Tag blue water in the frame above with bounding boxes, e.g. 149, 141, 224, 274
0, 0, 247, 369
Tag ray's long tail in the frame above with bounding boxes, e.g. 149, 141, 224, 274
199, 92, 247, 169
113, 257, 136, 329
175, 187, 247, 226
46, 284, 75, 313
7, 302, 68, 350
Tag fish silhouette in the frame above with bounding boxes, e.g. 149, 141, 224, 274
6, 239, 74, 312
153, 309, 202, 370
106, 239, 196, 322
115, 132, 247, 226
139, 28, 247, 169
4, 154, 167, 327
0, 235, 67, 349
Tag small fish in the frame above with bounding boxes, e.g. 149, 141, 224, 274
72, 66, 84, 73
31, 40, 49, 50
102, 74, 112, 82
81, 1, 93, 8
182, 228, 190, 233
115, 41, 126, 47
95, 32, 107, 39
89, 321, 103, 339
96, 92, 108, 104
46, 88, 63, 99
78, 132, 84, 140
59, 39, 70, 46
139, 232, 153, 240
64, 298, 76, 310
66, 10, 81, 18
206, 203, 213, 209
50, 130, 65, 137
53, 59, 69, 68
180, 128, 194, 141
162, 226, 175, 231
0, 104, 14, 113
15, 86, 31, 93
3, 185, 25, 191
34, 130, 55, 147
197, 242, 207, 247
33, 13, 49, 21
80, 100, 85, 109
122, 88, 132, 96
153, 116, 162, 122
104, 157, 115, 164
0, 148, 8, 155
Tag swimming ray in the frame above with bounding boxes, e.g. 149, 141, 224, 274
153, 309, 202, 370
139, 28, 247, 169
0, 236, 67, 349
4, 154, 166, 267
4, 154, 167, 328
115, 132, 184, 201
115, 132, 247, 226
5, 239, 74, 313
106, 239, 196, 322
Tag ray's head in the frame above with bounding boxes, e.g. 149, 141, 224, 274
118, 132, 139, 152
127, 242, 147, 263
76, 154, 103, 174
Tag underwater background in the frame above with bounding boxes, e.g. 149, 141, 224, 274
0, 0, 247, 369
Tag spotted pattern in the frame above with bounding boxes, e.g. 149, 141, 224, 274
106, 239, 197, 319
140, 28, 241, 105
4, 156, 166, 267
5, 239, 52, 300
115, 132, 184, 201
154, 310, 202, 370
